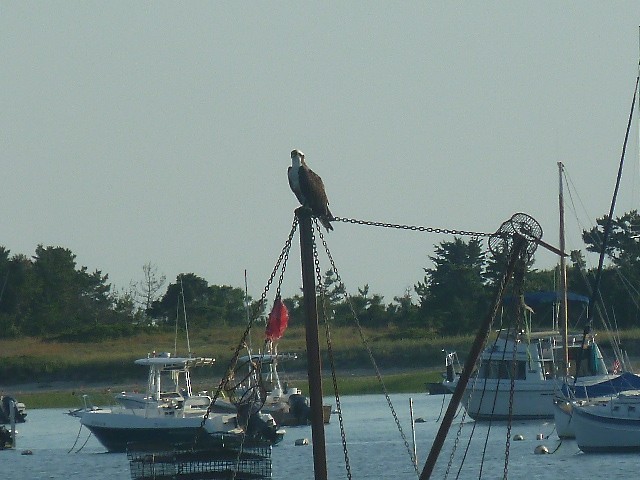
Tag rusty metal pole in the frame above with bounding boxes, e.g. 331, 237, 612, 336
420, 237, 525, 479
297, 207, 328, 480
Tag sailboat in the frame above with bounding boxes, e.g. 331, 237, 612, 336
552, 161, 640, 438
557, 63, 640, 451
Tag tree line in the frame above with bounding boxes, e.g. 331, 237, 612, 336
1, 210, 639, 341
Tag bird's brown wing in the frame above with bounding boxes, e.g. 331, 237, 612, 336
300, 166, 330, 216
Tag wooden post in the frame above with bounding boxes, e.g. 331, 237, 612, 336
297, 207, 328, 480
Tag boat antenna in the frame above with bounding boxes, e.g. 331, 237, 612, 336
176, 277, 191, 358
244, 269, 252, 353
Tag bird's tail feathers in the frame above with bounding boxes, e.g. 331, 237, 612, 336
320, 216, 333, 231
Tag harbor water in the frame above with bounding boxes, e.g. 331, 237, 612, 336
2, 393, 638, 479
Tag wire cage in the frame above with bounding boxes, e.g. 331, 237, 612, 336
127, 434, 272, 480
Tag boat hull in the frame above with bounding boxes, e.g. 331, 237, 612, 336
573, 403, 640, 453
552, 397, 575, 438
80, 410, 239, 453
445, 379, 556, 420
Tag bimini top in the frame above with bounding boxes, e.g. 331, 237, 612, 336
502, 291, 589, 306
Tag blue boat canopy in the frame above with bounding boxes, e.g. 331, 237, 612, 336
503, 291, 589, 306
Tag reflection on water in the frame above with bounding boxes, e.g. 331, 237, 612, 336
2, 393, 639, 479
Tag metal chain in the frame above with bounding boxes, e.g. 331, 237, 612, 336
315, 222, 420, 476
198, 215, 299, 433
443, 241, 522, 480
503, 255, 527, 479
311, 221, 353, 480
334, 216, 494, 237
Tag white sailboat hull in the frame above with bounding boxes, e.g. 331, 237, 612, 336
572, 392, 640, 453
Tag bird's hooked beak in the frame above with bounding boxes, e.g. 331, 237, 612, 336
291, 149, 304, 161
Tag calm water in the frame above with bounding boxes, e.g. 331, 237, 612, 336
2, 393, 638, 479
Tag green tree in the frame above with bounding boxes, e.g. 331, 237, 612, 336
415, 237, 487, 335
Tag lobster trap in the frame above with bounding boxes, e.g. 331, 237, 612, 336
127, 435, 272, 480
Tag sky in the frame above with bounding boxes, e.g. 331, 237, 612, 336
3, 2, 640, 304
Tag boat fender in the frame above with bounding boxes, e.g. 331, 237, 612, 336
534, 445, 549, 454
295, 438, 309, 446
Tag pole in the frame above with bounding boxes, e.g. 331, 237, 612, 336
410, 397, 417, 471
420, 237, 525, 479
558, 162, 569, 377
10, 399, 16, 449
297, 207, 328, 480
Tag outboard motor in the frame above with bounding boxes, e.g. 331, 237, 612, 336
1, 396, 26, 424
246, 412, 280, 443
1, 425, 13, 449
288, 394, 311, 424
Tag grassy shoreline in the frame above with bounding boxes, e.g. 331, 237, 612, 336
11, 369, 444, 409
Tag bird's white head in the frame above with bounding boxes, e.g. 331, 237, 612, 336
291, 149, 305, 166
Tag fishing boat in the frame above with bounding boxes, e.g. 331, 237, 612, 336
441, 291, 613, 420
76, 352, 284, 452
212, 296, 331, 426
233, 352, 331, 426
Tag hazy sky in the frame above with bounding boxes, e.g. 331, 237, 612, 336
3, 2, 640, 303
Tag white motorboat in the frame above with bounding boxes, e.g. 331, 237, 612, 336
442, 298, 611, 420
76, 352, 284, 452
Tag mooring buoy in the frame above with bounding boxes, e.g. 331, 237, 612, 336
534, 445, 549, 454
513, 434, 524, 441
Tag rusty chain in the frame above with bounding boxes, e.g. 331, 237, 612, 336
196, 215, 299, 439
315, 221, 420, 476
312, 221, 353, 480
334, 216, 495, 238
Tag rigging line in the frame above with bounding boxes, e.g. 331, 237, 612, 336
74, 430, 92, 453
587, 72, 640, 326
447, 295, 510, 478
67, 422, 85, 454
476, 315, 520, 480
436, 394, 446, 422
312, 227, 353, 480
198, 215, 298, 438
314, 222, 419, 475
451, 300, 515, 478
501, 263, 527, 480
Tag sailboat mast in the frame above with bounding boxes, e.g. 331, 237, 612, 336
558, 161, 569, 377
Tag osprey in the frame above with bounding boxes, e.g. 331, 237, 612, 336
288, 149, 333, 231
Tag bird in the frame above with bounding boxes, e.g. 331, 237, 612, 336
288, 149, 333, 231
